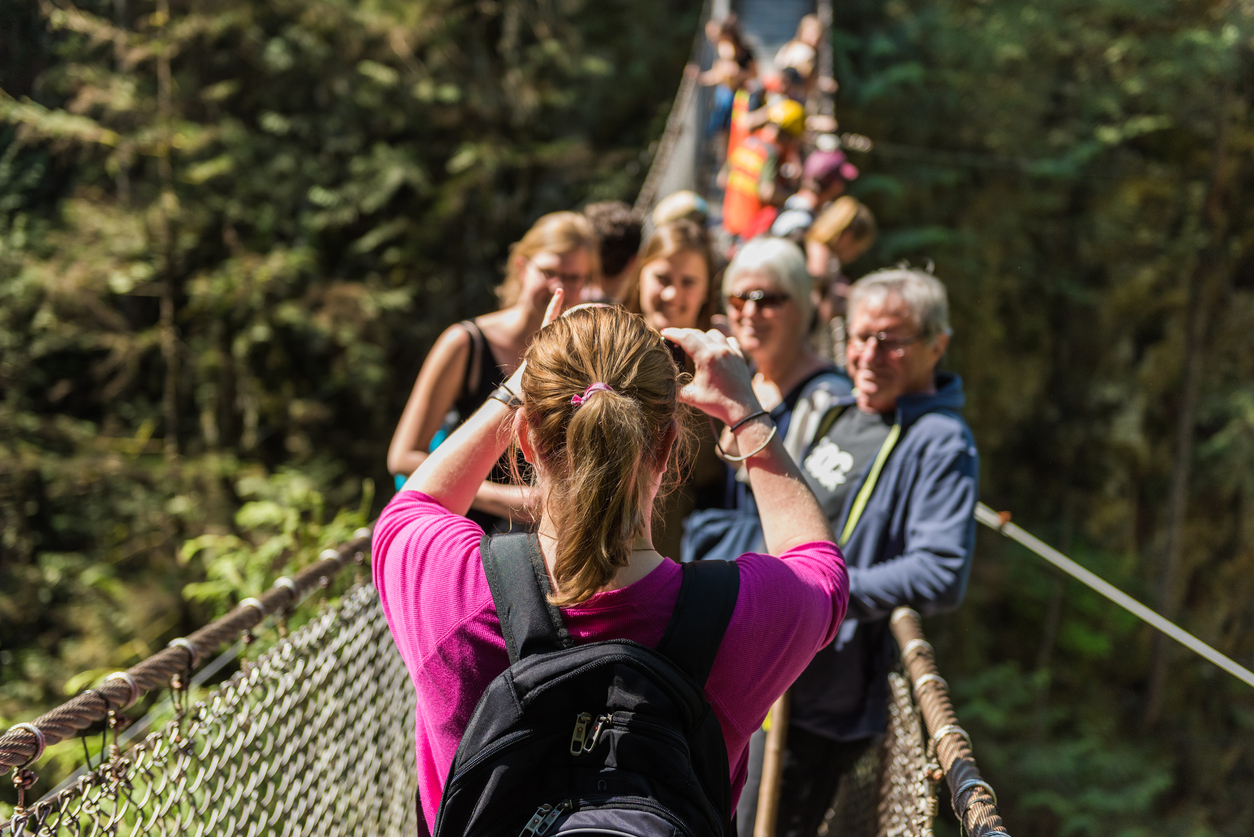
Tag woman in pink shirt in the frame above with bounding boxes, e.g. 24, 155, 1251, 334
373, 295, 848, 833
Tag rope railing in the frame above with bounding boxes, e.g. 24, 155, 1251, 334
814, 0, 835, 121
975, 503, 1254, 690
0, 527, 373, 775
890, 607, 1009, 837
634, 69, 702, 218
4, 562, 417, 837
632, 0, 714, 219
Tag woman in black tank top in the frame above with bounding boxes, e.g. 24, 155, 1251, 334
388, 211, 599, 532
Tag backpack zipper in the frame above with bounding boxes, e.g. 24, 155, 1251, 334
514, 796, 697, 837
572, 710, 689, 757
525, 645, 702, 721
582, 713, 611, 753
569, 712, 592, 755
615, 711, 690, 756
518, 800, 571, 836
446, 716, 567, 787
570, 795, 699, 837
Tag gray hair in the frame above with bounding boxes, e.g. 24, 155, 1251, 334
848, 267, 951, 340
722, 237, 814, 325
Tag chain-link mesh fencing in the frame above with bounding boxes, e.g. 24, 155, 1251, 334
817, 671, 938, 837
7, 582, 416, 837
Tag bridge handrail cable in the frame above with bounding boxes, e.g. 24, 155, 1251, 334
0, 527, 374, 775
891, 607, 1009, 837
976, 503, 1254, 690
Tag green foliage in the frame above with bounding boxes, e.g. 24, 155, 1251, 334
180, 468, 373, 613
0, 0, 697, 812
946, 662, 1174, 837
833, 0, 1254, 833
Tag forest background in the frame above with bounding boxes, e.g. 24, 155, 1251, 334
1, 0, 1253, 834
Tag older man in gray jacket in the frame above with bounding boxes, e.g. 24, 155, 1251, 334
739, 267, 979, 837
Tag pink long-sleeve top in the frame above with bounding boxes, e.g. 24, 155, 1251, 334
373, 490, 849, 831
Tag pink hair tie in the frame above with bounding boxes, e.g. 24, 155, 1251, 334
571, 382, 614, 406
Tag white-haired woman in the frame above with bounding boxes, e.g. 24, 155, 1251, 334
682, 237, 848, 565
696, 237, 857, 834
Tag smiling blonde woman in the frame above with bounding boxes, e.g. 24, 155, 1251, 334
387, 211, 599, 532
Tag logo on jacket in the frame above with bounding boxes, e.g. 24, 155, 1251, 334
804, 437, 855, 492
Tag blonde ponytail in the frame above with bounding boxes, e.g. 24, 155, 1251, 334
518, 307, 681, 606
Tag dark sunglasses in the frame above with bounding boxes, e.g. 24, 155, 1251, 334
726, 289, 790, 312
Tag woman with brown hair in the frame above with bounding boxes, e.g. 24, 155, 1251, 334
387, 210, 598, 531
625, 218, 721, 333
624, 218, 726, 558
373, 296, 848, 834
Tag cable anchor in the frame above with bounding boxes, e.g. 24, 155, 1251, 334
9, 723, 45, 815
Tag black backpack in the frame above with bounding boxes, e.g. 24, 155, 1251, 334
432, 533, 741, 837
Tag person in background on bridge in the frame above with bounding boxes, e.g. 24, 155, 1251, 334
623, 218, 725, 560
774, 14, 824, 101
720, 100, 807, 250
691, 14, 759, 166
581, 200, 641, 304
769, 148, 860, 242
738, 267, 978, 837
387, 211, 598, 532
742, 14, 828, 138
374, 295, 849, 833
651, 189, 710, 228
681, 238, 848, 567
805, 197, 878, 363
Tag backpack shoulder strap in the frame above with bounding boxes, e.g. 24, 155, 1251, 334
656, 560, 741, 687
481, 533, 574, 665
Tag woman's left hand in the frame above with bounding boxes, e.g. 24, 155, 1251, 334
661, 326, 763, 426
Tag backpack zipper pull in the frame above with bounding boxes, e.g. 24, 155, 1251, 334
535, 800, 571, 835
519, 803, 553, 837
569, 712, 592, 755
582, 713, 611, 753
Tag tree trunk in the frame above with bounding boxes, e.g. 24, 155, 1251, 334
157, 0, 179, 462
1143, 268, 1207, 725
1144, 82, 1231, 725
113, 0, 130, 204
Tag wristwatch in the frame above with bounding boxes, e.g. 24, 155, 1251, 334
488, 385, 522, 409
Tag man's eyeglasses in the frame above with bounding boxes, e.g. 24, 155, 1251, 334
848, 330, 924, 358
726, 289, 790, 312
534, 264, 590, 286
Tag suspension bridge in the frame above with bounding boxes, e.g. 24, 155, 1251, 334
3, 1, 1251, 836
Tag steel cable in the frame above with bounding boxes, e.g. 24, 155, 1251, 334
0, 530, 372, 774
890, 608, 1010, 837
